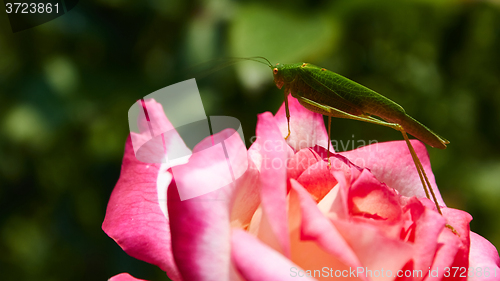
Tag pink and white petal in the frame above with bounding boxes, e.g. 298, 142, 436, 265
229, 158, 261, 229
191, 128, 261, 229
252, 112, 291, 257
102, 137, 182, 281
425, 231, 460, 280
468, 232, 500, 281
322, 158, 364, 220
108, 273, 148, 281
349, 169, 402, 221
425, 208, 472, 280
401, 197, 446, 276
287, 148, 323, 181
442, 208, 473, 267
167, 129, 257, 281
339, 140, 445, 206
168, 181, 232, 281
131, 99, 191, 165
248, 120, 294, 174
289, 179, 363, 272
333, 219, 414, 281
325, 170, 350, 220
295, 160, 337, 202
137, 99, 174, 139
231, 229, 316, 281
275, 95, 330, 152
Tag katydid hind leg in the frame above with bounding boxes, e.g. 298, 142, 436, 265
399, 130, 434, 205
327, 116, 331, 169
399, 129, 458, 233
296, 95, 402, 129
284, 90, 291, 140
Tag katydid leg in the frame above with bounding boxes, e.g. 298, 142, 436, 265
284, 91, 291, 140
399, 131, 458, 234
400, 129, 441, 214
327, 116, 332, 168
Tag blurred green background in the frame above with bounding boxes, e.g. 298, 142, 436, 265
1, 0, 500, 280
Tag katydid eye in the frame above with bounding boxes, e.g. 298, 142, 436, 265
273, 68, 278, 74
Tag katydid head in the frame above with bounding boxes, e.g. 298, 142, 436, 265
272, 63, 286, 89
272, 62, 303, 90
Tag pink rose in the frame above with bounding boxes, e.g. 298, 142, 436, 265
103, 96, 499, 281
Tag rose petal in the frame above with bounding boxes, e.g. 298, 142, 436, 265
322, 158, 363, 220
296, 160, 337, 202
229, 158, 261, 229
136, 98, 172, 137
287, 148, 323, 181
108, 273, 148, 281
131, 99, 191, 165
443, 208, 472, 267
102, 137, 182, 281
326, 170, 351, 220
400, 197, 446, 276
349, 169, 402, 221
426, 207, 472, 280
275, 95, 330, 152
468, 232, 500, 281
333, 219, 414, 281
167, 128, 259, 281
248, 112, 291, 257
289, 179, 363, 271
231, 229, 316, 281
426, 230, 460, 280
339, 140, 445, 206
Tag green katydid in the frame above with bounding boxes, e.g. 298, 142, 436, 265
243, 57, 450, 224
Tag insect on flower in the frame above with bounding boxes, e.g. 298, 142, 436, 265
243, 56, 453, 231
